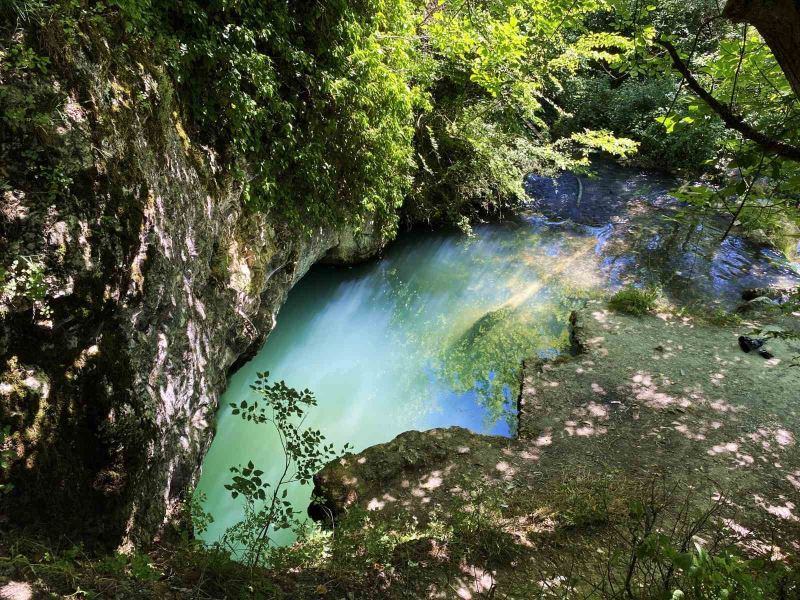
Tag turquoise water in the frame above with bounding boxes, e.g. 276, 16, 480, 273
196, 176, 800, 548
196, 216, 606, 546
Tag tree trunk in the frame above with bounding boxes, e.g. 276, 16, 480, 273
724, 0, 800, 99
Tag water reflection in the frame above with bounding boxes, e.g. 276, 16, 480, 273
197, 167, 799, 547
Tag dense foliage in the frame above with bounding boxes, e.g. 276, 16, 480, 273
159, 1, 423, 234
404, 0, 639, 225
2, 0, 644, 242
568, 0, 800, 250
3, 0, 799, 249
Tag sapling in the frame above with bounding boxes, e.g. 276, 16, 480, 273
222, 372, 349, 566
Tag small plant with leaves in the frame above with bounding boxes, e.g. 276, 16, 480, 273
98, 551, 160, 582
1, 256, 51, 319
222, 372, 349, 567
182, 488, 214, 541
608, 286, 659, 316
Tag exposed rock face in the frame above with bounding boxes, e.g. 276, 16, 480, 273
309, 427, 510, 525
0, 48, 386, 547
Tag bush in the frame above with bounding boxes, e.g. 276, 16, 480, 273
608, 286, 659, 315
556, 76, 725, 172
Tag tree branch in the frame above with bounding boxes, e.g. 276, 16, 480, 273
656, 37, 800, 162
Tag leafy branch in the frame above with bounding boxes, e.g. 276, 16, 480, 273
221, 372, 350, 567
655, 37, 800, 162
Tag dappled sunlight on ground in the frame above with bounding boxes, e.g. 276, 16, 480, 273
672, 420, 720, 441
313, 305, 800, 596
754, 495, 799, 522
707, 441, 755, 467
627, 370, 692, 410
367, 493, 398, 511
534, 429, 553, 447
0, 582, 32, 600
453, 564, 496, 599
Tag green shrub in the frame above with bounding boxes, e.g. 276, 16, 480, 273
608, 286, 659, 315
0, 257, 51, 319
556, 76, 725, 172
735, 201, 800, 257
0, 426, 14, 494
221, 372, 349, 567
557, 484, 612, 529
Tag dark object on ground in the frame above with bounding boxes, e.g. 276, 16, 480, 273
738, 336, 774, 359
742, 287, 799, 302
739, 336, 766, 353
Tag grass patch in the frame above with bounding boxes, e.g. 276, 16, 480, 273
608, 286, 658, 315
3, 475, 799, 599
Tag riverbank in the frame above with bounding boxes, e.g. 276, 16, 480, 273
4, 293, 798, 599
306, 299, 800, 597
196, 161, 800, 547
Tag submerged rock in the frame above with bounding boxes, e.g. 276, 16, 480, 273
741, 286, 799, 302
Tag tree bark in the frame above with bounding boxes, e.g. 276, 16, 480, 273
724, 0, 800, 99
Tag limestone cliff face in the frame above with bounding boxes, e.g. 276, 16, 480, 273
0, 45, 386, 547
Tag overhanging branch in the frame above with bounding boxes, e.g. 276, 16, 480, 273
656, 37, 800, 162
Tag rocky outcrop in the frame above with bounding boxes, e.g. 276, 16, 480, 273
309, 427, 510, 525
0, 43, 386, 547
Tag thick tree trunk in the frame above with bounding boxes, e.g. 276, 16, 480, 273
724, 0, 800, 99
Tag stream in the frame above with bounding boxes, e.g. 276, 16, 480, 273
195, 165, 800, 548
